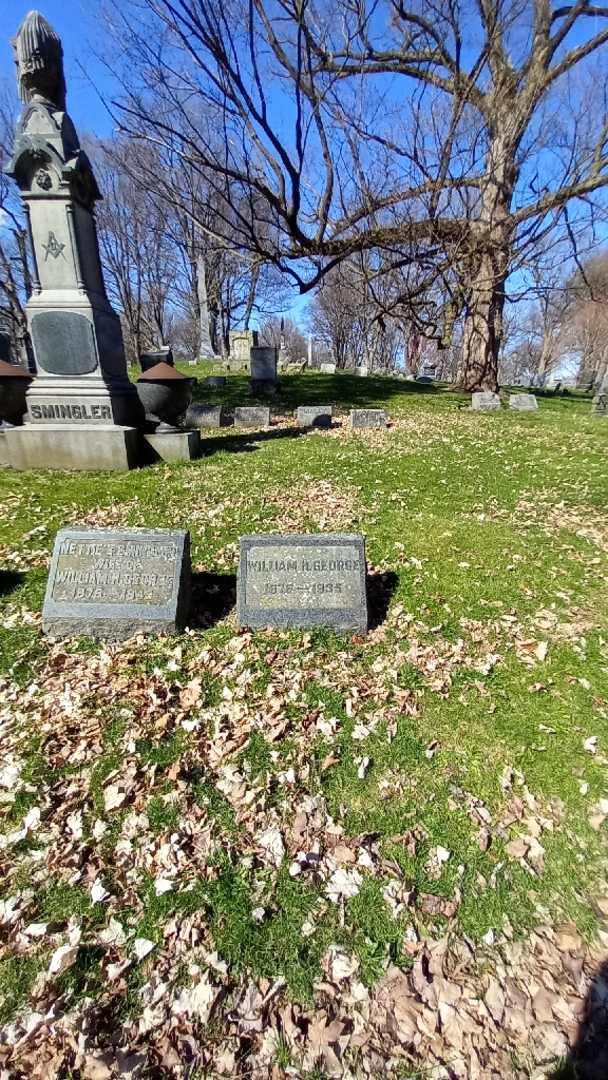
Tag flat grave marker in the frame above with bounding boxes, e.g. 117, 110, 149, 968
296, 405, 333, 429
509, 393, 538, 411
238, 533, 367, 632
234, 406, 271, 428
472, 391, 501, 411
186, 404, 223, 428
43, 527, 191, 640
351, 408, 388, 429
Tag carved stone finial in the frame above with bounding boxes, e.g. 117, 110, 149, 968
12, 11, 66, 110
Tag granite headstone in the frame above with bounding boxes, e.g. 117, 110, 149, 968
42, 527, 191, 639
296, 405, 333, 429
472, 392, 501, 411
320, 362, 336, 375
593, 392, 608, 416
509, 393, 538, 411
350, 409, 388, 429
234, 406, 270, 427
186, 404, 223, 428
238, 533, 367, 632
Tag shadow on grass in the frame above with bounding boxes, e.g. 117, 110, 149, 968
549, 960, 608, 1080
191, 571, 236, 628
199, 425, 306, 457
0, 571, 26, 598
367, 570, 399, 631
191, 372, 454, 414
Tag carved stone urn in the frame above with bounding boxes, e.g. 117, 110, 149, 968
136, 362, 195, 432
0, 360, 33, 426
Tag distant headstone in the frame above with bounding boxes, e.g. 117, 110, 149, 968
354, 366, 369, 377
230, 329, 258, 361
238, 533, 367, 632
251, 347, 278, 382
471, 392, 501, 411
42, 528, 191, 640
320, 362, 336, 375
593, 392, 608, 416
509, 393, 538, 411
203, 376, 226, 389
296, 405, 333, 429
186, 403, 223, 428
350, 409, 387, 429
234, 406, 270, 428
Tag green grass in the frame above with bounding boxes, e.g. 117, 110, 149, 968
0, 371, 606, 1028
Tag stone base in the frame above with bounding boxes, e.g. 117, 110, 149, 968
4, 424, 139, 471
249, 379, 279, 396
143, 429, 200, 462
0, 429, 9, 467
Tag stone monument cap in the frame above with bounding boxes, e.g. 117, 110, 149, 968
0, 359, 30, 378
138, 362, 190, 382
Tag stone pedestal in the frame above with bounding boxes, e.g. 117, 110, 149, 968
143, 429, 200, 462
4, 424, 139, 471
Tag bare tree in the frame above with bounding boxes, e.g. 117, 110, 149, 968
564, 252, 608, 388
260, 315, 307, 358
310, 258, 404, 370
106, 0, 608, 390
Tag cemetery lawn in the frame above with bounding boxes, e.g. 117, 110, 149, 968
0, 371, 607, 1076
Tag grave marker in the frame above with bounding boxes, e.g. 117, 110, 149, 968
296, 405, 333, 428
350, 409, 387, 429
238, 533, 367, 632
471, 392, 501, 411
509, 394, 538, 411
42, 528, 191, 639
234, 406, 270, 428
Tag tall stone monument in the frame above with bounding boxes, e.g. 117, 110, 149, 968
4, 12, 140, 470
196, 252, 217, 361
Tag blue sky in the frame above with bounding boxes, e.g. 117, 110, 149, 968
2, 2, 607, 334
3, 1, 120, 139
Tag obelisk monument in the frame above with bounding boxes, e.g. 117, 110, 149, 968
4, 11, 140, 470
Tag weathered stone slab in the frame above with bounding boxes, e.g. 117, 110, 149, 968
186, 403, 223, 428
319, 362, 336, 374
593, 392, 608, 416
354, 366, 369, 377
42, 527, 191, 639
238, 533, 367, 632
350, 408, 387, 429
296, 405, 333, 429
472, 391, 501, 411
509, 393, 538, 411
234, 406, 270, 428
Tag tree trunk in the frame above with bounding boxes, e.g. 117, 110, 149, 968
459, 256, 506, 391
456, 125, 516, 392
